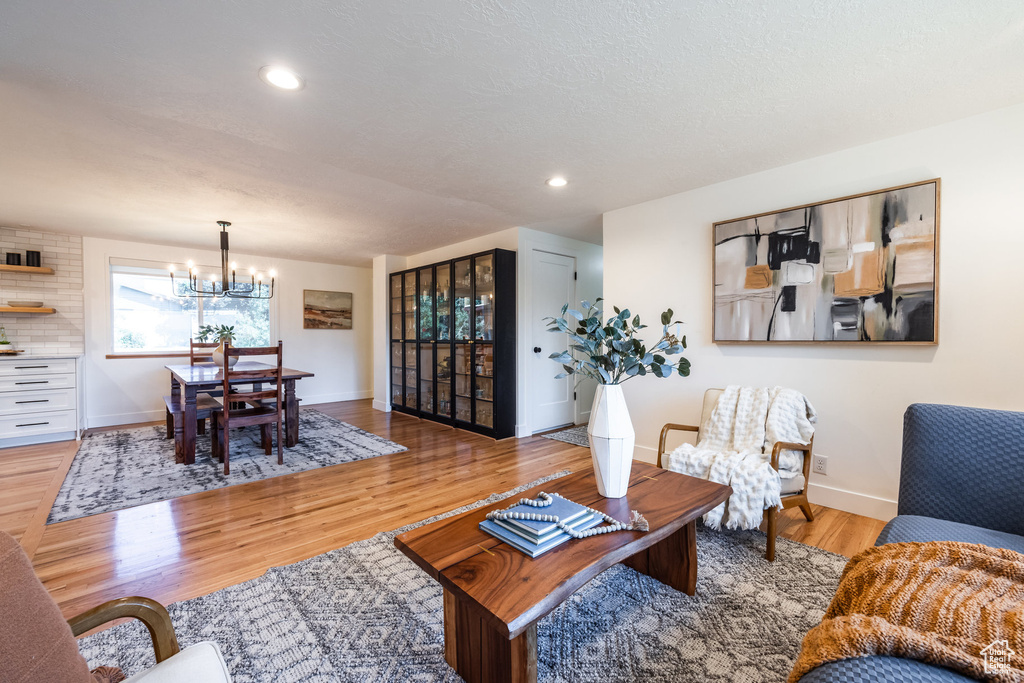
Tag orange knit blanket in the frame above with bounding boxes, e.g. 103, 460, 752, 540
789, 542, 1024, 682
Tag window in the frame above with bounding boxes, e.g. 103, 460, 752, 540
110, 260, 272, 353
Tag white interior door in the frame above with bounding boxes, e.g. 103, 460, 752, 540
530, 250, 576, 433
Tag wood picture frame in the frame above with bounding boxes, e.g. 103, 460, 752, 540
712, 178, 940, 344
303, 290, 353, 329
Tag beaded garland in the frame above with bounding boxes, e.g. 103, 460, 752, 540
485, 492, 649, 539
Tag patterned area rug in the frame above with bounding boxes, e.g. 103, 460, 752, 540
78, 473, 846, 682
541, 424, 589, 447
49, 410, 407, 524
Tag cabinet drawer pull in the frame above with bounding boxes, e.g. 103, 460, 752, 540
15, 399, 50, 404
16, 421, 50, 427
14, 380, 49, 385
14, 365, 49, 369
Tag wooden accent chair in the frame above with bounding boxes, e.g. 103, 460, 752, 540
211, 341, 283, 475
0, 530, 230, 682
189, 339, 218, 364
164, 341, 222, 441
656, 388, 815, 561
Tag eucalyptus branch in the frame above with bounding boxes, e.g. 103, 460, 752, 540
544, 298, 691, 385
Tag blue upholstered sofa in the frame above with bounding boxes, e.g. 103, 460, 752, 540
799, 403, 1024, 682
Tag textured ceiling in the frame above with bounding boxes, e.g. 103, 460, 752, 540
1, 1, 1023, 265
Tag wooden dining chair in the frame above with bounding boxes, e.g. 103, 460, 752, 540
190, 339, 219, 364
165, 340, 223, 440
211, 341, 284, 475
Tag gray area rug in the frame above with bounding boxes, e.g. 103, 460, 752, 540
541, 424, 589, 447
78, 472, 846, 682
49, 410, 407, 524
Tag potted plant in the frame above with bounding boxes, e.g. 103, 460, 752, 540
0, 325, 12, 354
546, 299, 690, 498
198, 324, 237, 367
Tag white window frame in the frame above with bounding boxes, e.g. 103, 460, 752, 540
108, 257, 278, 355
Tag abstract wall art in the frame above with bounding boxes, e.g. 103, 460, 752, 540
303, 289, 353, 329
713, 179, 939, 343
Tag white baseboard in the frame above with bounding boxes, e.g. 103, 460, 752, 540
516, 424, 530, 438
372, 399, 391, 413
807, 482, 896, 522
86, 390, 375, 430
301, 390, 373, 404
88, 409, 164, 429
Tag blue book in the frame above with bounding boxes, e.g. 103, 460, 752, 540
480, 514, 603, 558
492, 512, 596, 545
501, 493, 592, 538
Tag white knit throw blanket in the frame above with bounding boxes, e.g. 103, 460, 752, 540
666, 386, 816, 530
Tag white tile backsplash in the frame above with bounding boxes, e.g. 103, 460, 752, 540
0, 227, 85, 355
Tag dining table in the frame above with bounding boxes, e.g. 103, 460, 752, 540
165, 361, 315, 465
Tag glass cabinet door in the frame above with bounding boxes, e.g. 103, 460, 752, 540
419, 344, 434, 413
390, 274, 403, 340
436, 263, 452, 342
391, 342, 403, 405
454, 259, 472, 340
474, 254, 494, 341
474, 343, 494, 428
404, 341, 417, 409
454, 344, 471, 422
404, 272, 417, 340
436, 345, 452, 418
418, 268, 434, 340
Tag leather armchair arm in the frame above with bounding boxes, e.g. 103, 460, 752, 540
658, 423, 700, 467
68, 596, 181, 663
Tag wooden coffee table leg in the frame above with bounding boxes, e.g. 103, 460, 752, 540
622, 519, 698, 595
443, 588, 537, 683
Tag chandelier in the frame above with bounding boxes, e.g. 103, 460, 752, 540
169, 221, 275, 299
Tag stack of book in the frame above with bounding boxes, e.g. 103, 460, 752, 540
479, 493, 602, 558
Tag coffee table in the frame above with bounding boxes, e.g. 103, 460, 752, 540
394, 462, 732, 683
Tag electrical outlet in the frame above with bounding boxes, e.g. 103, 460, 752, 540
813, 454, 828, 475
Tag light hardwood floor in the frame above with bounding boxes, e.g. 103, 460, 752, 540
0, 399, 887, 620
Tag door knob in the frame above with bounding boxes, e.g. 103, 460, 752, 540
533, 347, 542, 353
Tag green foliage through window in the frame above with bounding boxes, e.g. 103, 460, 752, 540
111, 267, 271, 352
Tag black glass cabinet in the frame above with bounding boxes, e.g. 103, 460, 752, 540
390, 249, 515, 438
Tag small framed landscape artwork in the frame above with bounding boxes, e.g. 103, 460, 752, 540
303, 290, 353, 329
713, 179, 939, 344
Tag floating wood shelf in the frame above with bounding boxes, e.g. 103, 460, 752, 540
0, 264, 54, 274
0, 306, 56, 314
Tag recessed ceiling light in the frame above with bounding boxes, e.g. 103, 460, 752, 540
547, 177, 568, 188
259, 65, 305, 91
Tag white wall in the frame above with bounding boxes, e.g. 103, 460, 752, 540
83, 236, 372, 428
604, 102, 1024, 520
404, 228, 519, 269
370, 226, 604, 437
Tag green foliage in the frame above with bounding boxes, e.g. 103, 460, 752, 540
117, 329, 145, 349
544, 299, 691, 385
197, 324, 235, 344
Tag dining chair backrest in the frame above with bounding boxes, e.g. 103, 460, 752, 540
219, 341, 283, 415
190, 340, 219, 365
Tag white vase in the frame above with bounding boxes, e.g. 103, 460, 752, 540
211, 341, 238, 368
587, 383, 635, 498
